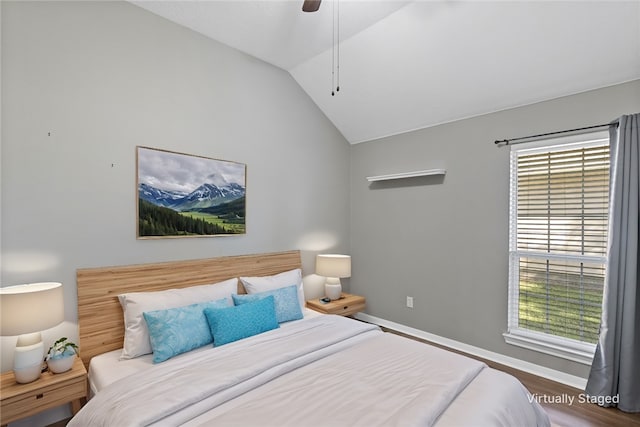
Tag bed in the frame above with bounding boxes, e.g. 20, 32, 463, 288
71, 250, 550, 427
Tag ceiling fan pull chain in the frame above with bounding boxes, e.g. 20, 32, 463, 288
336, 0, 340, 93
331, 0, 335, 96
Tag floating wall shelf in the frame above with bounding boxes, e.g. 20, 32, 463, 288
366, 169, 446, 182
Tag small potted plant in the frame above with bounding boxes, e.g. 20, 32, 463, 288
46, 337, 79, 374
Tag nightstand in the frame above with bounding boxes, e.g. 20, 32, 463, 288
306, 292, 366, 317
1, 357, 87, 426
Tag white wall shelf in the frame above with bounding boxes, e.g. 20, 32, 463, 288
366, 169, 446, 182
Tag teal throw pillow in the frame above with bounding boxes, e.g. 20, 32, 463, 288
232, 284, 303, 323
143, 298, 229, 363
204, 295, 279, 347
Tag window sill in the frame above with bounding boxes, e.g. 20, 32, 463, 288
503, 329, 595, 365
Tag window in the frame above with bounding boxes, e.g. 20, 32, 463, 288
505, 132, 609, 364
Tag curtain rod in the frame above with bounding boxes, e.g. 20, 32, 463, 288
494, 122, 619, 147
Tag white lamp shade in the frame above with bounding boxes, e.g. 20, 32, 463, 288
316, 254, 351, 278
1, 282, 65, 336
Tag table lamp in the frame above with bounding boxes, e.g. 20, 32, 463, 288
1, 282, 64, 383
316, 254, 351, 301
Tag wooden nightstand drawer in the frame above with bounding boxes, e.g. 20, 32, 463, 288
1, 357, 87, 425
2, 375, 85, 422
306, 293, 366, 317
326, 300, 366, 316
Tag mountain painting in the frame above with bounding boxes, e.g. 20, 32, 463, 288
137, 146, 246, 238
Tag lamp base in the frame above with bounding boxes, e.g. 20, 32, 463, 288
325, 280, 342, 301
14, 363, 42, 384
14, 332, 45, 384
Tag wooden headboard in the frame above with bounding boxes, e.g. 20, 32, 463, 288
77, 250, 302, 367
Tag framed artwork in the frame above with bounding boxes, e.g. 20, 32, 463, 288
136, 146, 246, 239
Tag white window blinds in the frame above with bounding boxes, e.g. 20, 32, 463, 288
507, 136, 609, 358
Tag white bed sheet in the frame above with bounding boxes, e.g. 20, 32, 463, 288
88, 308, 323, 397
90, 349, 544, 426
174, 332, 548, 427
178, 331, 547, 427
84, 311, 549, 427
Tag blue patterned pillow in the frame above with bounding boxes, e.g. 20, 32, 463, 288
143, 298, 229, 363
204, 295, 279, 347
232, 285, 303, 323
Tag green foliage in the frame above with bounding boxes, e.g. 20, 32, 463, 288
519, 279, 602, 343
139, 199, 236, 236
46, 337, 78, 360
197, 196, 245, 218
180, 211, 245, 234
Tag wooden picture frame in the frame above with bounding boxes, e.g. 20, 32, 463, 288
136, 146, 246, 239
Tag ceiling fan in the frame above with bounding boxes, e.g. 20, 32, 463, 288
302, 0, 321, 12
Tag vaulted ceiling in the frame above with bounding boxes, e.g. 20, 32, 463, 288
132, 1, 640, 144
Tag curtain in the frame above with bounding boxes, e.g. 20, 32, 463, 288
585, 113, 639, 412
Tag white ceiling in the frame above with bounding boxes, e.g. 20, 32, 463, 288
133, 1, 640, 144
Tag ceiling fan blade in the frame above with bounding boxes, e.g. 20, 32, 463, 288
302, 0, 321, 12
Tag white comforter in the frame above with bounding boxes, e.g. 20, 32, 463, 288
70, 316, 549, 427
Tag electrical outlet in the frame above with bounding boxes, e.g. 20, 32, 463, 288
406, 296, 414, 308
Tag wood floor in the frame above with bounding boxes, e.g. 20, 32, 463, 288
383, 328, 640, 427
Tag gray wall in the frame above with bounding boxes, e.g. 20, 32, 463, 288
350, 79, 640, 379
1, 0, 350, 373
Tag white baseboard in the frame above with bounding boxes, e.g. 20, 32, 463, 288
355, 312, 588, 390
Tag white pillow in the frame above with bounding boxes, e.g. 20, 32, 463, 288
240, 269, 305, 310
118, 278, 237, 359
